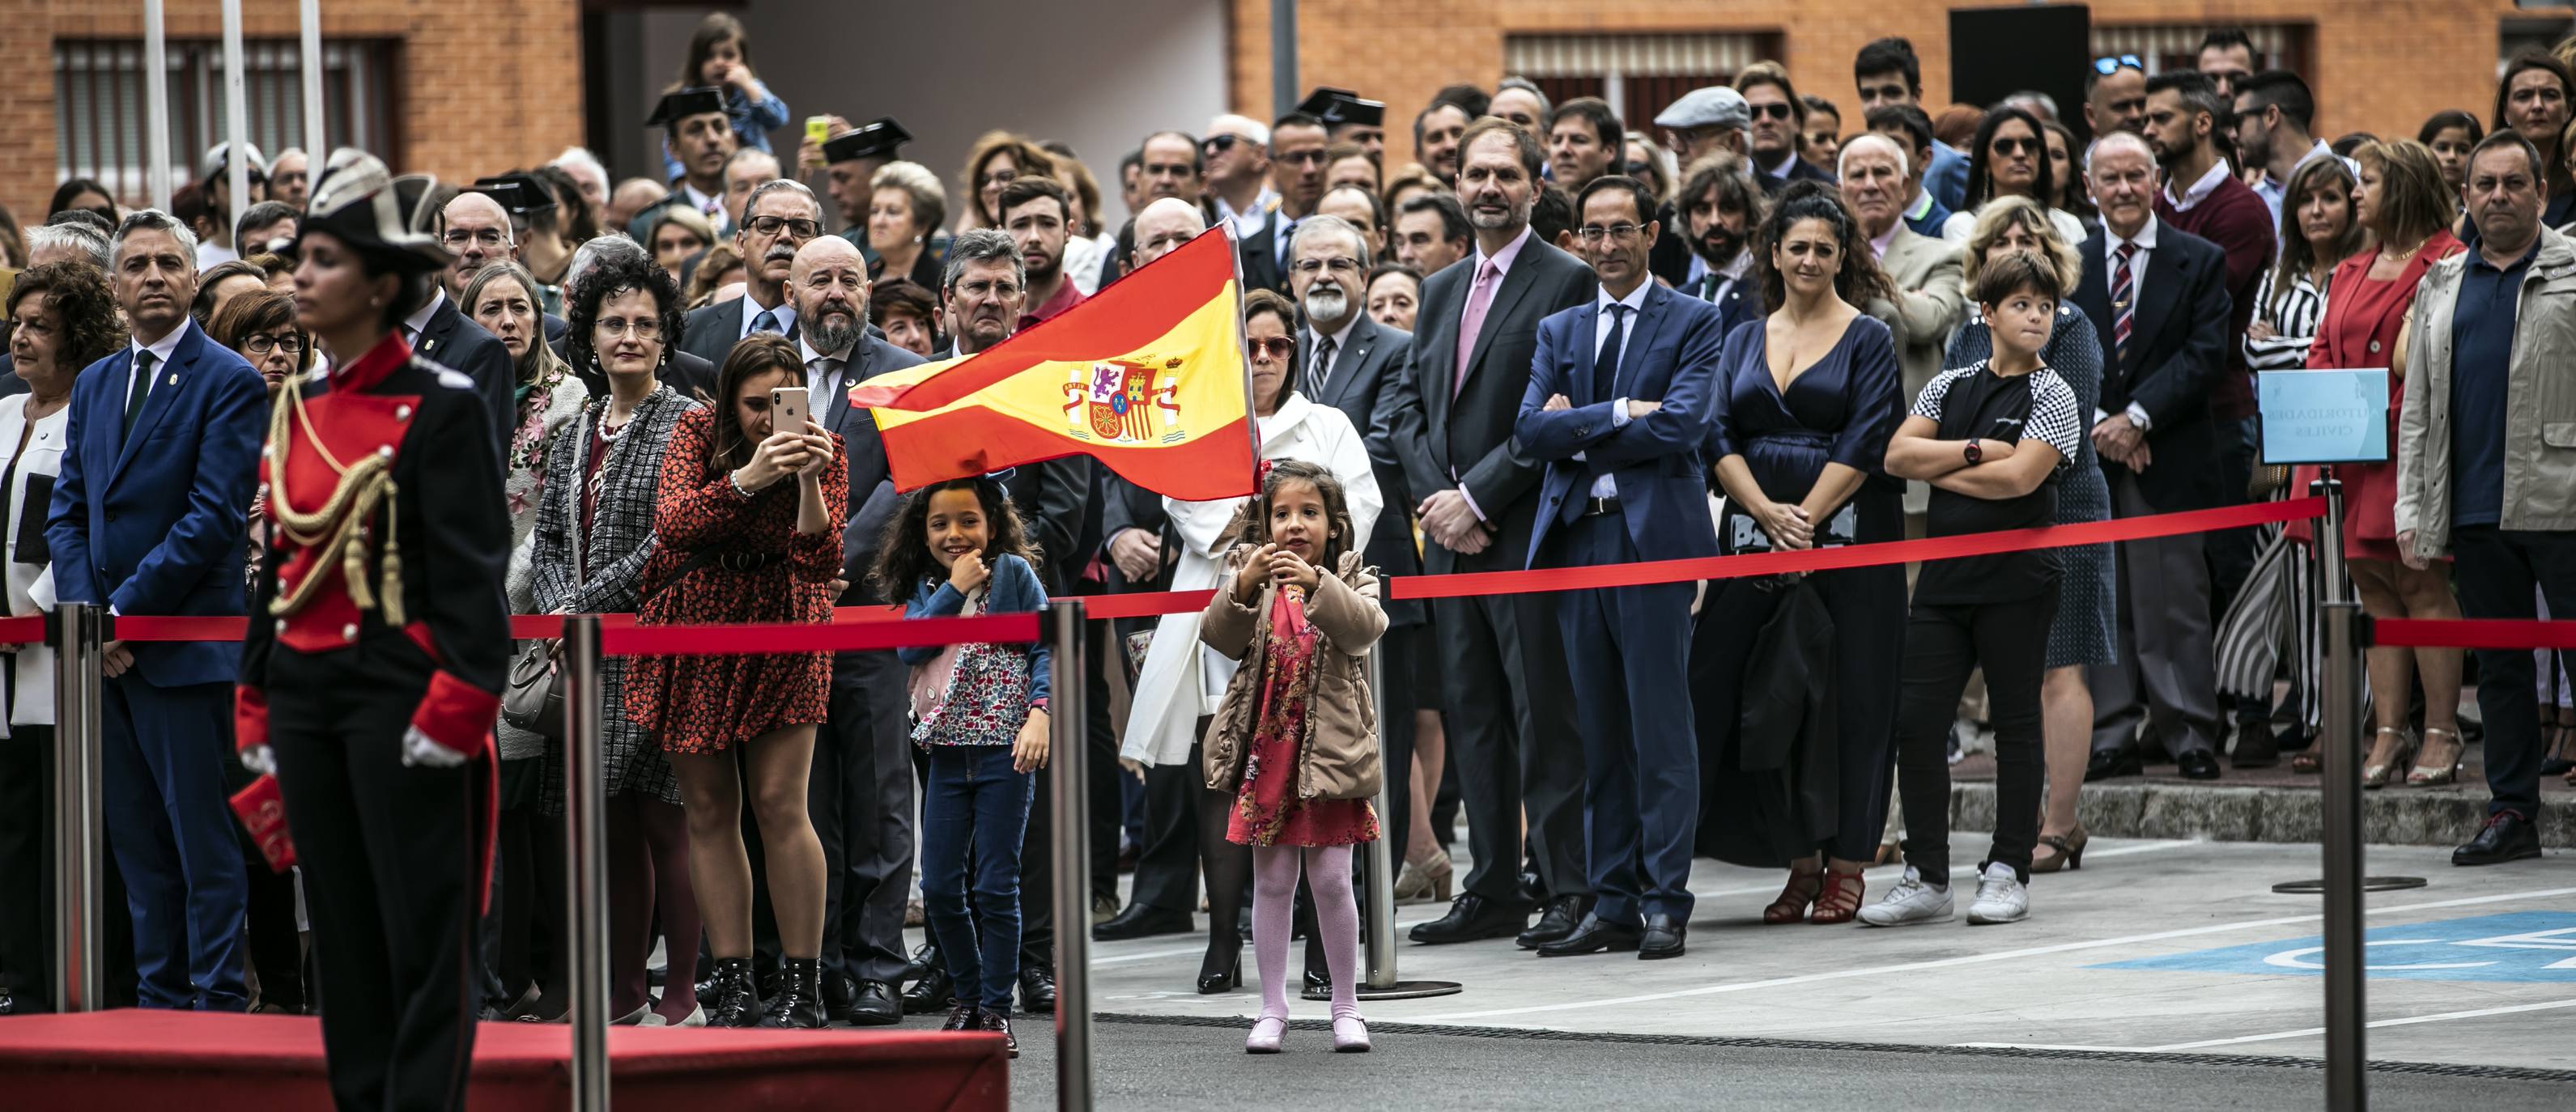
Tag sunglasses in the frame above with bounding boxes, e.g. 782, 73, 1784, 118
2093, 54, 2143, 76
1248, 336, 1295, 359
1203, 134, 1243, 157
1991, 137, 2040, 157
1624, 160, 1654, 176
1749, 102, 1795, 121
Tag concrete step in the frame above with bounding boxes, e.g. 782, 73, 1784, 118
1947, 778, 2576, 848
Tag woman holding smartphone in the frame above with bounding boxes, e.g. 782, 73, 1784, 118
625, 332, 848, 1026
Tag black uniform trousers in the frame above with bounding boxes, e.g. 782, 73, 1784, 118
812, 649, 913, 985
2451, 526, 2576, 817
268, 639, 479, 1112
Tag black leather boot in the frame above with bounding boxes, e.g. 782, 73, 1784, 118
759, 957, 827, 1029
705, 958, 761, 1028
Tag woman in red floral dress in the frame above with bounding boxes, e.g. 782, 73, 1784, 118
627, 332, 847, 1027
1199, 460, 1387, 1055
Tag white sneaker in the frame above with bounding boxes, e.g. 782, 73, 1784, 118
1965, 861, 2030, 925
1855, 866, 1953, 927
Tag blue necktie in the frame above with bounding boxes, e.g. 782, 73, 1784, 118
751, 309, 781, 335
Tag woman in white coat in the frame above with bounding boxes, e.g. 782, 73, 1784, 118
1121, 289, 1379, 994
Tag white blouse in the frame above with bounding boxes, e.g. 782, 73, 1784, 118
0, 395, 67, 728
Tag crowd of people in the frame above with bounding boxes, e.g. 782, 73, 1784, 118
1, 12, 2574, 1098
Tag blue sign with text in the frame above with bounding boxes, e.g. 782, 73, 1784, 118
2258, 367, 2390, 465
2097, 911, 2576, 983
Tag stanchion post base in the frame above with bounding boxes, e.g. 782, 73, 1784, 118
2269, 876, 2427, 895
1304, 980, 1465, 1001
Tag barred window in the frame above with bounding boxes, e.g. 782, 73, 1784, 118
1504, 32, 1783, 127
2089, 23, 2309, 79
53, 38, 402, 202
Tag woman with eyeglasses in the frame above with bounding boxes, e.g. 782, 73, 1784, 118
1941, 106, 2089, 248
957, 131, 1057, 232
1121, 288, 1380, 995
528, 248, 706, 1026
210, 288, 312, 398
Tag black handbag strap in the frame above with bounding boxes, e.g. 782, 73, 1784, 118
640, 548, 727, 606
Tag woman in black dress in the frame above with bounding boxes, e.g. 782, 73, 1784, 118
1693, 181, 1907, 926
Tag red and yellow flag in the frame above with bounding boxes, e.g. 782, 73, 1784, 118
848, 227, 1256, 500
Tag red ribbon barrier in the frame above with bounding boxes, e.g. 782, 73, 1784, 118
1391, 496, 2324, 601
1080, 589, 1218, 622
0, 615, 44, 643
598, 613, 1039, 657
2372, 618, 2576, 651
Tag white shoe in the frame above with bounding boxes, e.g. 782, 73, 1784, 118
674, 1002, 707, 1028
1855, 866, 1953, 927
1966, 861, 2030, 924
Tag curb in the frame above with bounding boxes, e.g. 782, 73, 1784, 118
1948, 781, 2576, 849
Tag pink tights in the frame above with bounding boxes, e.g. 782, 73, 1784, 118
1251, 843, 1359, 1023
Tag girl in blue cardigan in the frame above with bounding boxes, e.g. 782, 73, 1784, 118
661, 14, 792, 182
874, 475, 1050, 1055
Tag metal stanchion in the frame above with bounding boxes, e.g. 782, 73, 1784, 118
1350, 648, 1460, 1001
51, 602, 105, 1013
1045, 601, 1092, 1112
561, 616, 610, 1112
2312, 473, 2369, 1110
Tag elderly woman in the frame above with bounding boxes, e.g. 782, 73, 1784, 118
645, 205, 717, 286
529, 250, 704, 1026
0, 261, 121, 1013
957, 131, 1056, 232
867, 161, 948, 291
1943, 197, 2111, 873
869, 277, 941, 359
1121, 287, 1379, 995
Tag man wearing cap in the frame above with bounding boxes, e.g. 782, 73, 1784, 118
1299, 87, 1388, 163
630, 87, 738, 241
195, 142, 269, 269
1647, 87, 1754, 285
817, 118, 912, 239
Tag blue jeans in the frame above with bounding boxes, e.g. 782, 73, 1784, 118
920, 745, 1033, 1011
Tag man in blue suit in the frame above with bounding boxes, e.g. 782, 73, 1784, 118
48, 210, 266, 1010
1514, 176, 1723, 961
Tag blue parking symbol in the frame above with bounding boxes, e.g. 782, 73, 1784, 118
2097, 912, 2576, 983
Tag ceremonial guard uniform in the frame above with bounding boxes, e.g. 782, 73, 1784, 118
233, 151, 511, 1112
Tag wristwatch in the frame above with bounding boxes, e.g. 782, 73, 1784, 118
1962, 440, 1984, 465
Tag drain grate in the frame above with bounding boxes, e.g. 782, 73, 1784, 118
1094, 1012, 2576, 1083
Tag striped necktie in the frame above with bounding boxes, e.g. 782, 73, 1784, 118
2110, 240, 2138, 367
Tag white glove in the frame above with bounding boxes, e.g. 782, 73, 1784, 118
400, 726, 470, 769
240, 745, 277, 776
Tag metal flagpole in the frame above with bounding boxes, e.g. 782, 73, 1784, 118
561, 616, 610, 1112
300, 0, 327, 163
220, 0, 250, 235
1047, 601, 1093, 1112
50, 603, 105, 1013
1350, 648, 1459, 1000
2313, 473, 2367, 1110
142, 0, 174, 211
1269, 0, 1299, 117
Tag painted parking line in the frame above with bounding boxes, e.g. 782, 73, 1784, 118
1409, 886, 2576, 1023
2100, 911, 2576, 983
1958, 996, 2576, 1053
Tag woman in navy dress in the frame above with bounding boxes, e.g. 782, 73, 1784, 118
1690, 181, 1907, 927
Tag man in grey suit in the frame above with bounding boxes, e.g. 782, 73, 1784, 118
677, 178, 823, 371
1377, 119, 1598, 949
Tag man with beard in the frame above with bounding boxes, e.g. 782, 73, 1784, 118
632, 87, 738, 240
784, 235, 922, 1025
1378, 118, 1596, 951
1394, 192, 1471, 276
1735, 62, 1836, 194
1673, 151, 1765, 337
1000, 177, 1084, 327
1415, 100, 1475, 186
2234, 70, 2332, 228
680, 178, 822, 368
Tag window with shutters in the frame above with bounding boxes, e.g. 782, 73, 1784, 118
1503, 32, 1783, 128
53, 38, 402, 201
2089, 23, 2311, 80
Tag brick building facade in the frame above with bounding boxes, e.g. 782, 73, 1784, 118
2, 0, 582, 222
1229, 0, 2556, 172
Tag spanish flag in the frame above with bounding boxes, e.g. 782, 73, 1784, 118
848, 227, 1256, 500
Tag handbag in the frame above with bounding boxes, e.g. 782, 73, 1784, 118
503, 411, 593, 737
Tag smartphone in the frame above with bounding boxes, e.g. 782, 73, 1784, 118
770, 386, 809, 437
804, 116, 833, 168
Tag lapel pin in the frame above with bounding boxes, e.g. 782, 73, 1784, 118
168, 374, 178, 386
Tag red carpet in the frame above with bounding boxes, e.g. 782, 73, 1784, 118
0, 1010, 1009, 1110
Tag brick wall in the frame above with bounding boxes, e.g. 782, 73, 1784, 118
1233, 0, 2527, 172
3, 0, 583, 222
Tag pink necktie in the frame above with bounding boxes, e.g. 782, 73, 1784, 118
1454, 259, 1499, 396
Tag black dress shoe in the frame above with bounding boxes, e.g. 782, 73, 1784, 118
823, 970, 858, 1023
705, 958, 762, 1028
1515, 893, 1595, 949
902, 963, 959, 1015
1534, 915, 1642, 957
1020, 962, 1057, 1012
1409, 893, 1528, 945
2085, 747, 2142, 782
2231, 727, 2279, 768
758, 957, 827, 1029
848, 979, 900, 1025
2453, 810, 2543, 867
899, 942, 936, 986
939, 1002, 979, 1032
1639, 914, 1686, 960
2177, 749, 2222, 780
1093, 903, 1194, 941
1517, 867, 1546, 906
976, 1008, 1020, 1058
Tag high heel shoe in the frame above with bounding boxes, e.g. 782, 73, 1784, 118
1196, 944, 1243, 995
2031, 824, 2089, 873
2407, 727, 2464, 787
1333, 1015, 1371, 1053
1762, 868, 1824, 923
1394, 849, 1455, 905
1809, 869, 1867, 925
2362, 727, 2417, 790
1245, 1015, 1287, 1054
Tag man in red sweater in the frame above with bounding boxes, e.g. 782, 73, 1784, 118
2144, 70, 2280, 765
